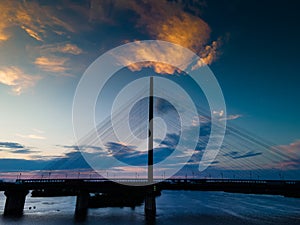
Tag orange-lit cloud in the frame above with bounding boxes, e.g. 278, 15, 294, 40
0, 1, 13, 42
34, 56, 69, 74
0, 67, 40, 95
37, 43, 83, 55
135, 9, 210, 52
0, 0, 74, 43
92, 0, 223, 74
113, 40, 195, 74
20, 26, 43, 42
192, 39, 223, 70
58, 43, 83, 55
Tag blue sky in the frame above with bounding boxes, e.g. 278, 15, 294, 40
0, 0, 300, 179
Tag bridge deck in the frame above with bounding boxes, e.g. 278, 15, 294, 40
0, 179, 299, 198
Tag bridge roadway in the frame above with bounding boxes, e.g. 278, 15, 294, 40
0, 178, 299, 220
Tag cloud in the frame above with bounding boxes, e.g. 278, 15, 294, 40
0, 66, 41, 95
34, 56, 69, 74
105, 142, 138, 159
223, 150, 262, 159
37, 43, 83, 55
192, 38, 223, 70
126, 0, 210, 51
219, 114, 242, 121
11, 149, 37, 154
269, 140, 300, 170
16, 134, 46, 140
212, 110, 242, 121
155, 98, 176, 114
277, 140, 300, 156
59, 145, 80, 151
54, 43, 83, 55
0, 141, 40, 155
104, 139, 177, 166
0, 0, 75, 43
0, 158, 46, 171
213, 110, 224, 117
59, 145, 103, 153
0, 142, 24, 149
192, 113, 242, 128
90, 0, 222, 74
21, 25, 43, 41
156, 133, 180, 149
0, 143, 94, 171
113, 41, 192, 74
45, 151, 92, 170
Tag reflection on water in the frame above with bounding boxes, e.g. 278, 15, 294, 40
0, 191, 299, 225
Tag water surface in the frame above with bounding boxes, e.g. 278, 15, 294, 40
0, 191, 299, 225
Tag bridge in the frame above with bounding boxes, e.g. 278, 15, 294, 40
0, 178, 299, 221
1, 77, 299, 222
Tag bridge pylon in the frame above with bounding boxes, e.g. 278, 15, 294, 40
144, 76, 156, 220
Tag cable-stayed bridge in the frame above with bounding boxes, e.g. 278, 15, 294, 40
1, 77, 299, 221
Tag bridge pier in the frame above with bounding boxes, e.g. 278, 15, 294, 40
4, 189, 28, 217
74, 191, 90, 221
144, 187, 156, 221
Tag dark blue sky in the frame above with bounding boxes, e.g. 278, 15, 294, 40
202, 0, 300, 143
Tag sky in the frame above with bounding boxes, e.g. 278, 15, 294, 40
0, 0, 300, 179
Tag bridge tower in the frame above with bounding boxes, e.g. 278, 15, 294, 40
144, 76, 156, 220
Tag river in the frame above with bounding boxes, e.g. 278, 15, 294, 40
0, 191, 299, 225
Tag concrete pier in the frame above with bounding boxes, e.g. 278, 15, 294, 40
4, 189, 28, 217
74, 191, 90, 221
144, 188, 156, 220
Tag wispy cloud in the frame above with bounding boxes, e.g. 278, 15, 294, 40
0, 66, 40, 95
219, 114, 243, 121
212, 110, 242, 121
223, 150, 262, 159
16, 134, 46, 140
34, 56, 69, 74
192, 112, 242, 127
11, 149, 36, 154
0, 142, 24, 149
277, 140, 300, 156
271, 140, 300, 170
37, 43, 83, 55
251, 140, 300, 171
0, 141, 40, 155
58, 145, 103, 153
21, 25, 43, 41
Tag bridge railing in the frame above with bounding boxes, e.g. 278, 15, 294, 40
13, 178, 300, 185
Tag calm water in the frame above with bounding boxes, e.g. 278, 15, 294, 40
0, 191, 299, 225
